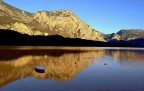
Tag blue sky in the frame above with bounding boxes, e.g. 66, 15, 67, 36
3, 0, 144, 34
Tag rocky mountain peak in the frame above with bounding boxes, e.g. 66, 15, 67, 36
34, 9, 75, 20
0, 0, 106, 41
51, 9, 74, 16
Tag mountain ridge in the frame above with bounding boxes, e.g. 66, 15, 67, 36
104, 29, 144, 41
0, 0, 105, 41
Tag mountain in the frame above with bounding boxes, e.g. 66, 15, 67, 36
0, 0, 105, 41
104, 29, 144, 47
117, 29, 144, 40
105, 29, 144, 41
1, 0, 144, 46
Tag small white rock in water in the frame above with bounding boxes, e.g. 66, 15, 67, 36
35, 66, 45, 73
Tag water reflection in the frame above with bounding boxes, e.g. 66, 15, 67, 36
0, 47, 144, 91
108, 49, 144, 61
0, 49, 104, 87
106, 49, 144, 65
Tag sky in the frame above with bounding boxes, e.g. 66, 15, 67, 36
3, 0, 144, 34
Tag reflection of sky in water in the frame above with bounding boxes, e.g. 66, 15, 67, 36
0, 47, 144, 91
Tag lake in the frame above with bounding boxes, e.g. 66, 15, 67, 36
0, 47, 144, 91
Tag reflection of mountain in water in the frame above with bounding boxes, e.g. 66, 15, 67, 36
0, 48, 144, 87
0, 50, 104, 87
107, 49, 144, 62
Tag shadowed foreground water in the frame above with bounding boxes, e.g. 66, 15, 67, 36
0, 47, 144, 91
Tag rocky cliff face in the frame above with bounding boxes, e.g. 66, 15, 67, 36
0, 0, 105, 41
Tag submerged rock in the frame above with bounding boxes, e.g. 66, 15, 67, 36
104, 63, 107, 65
35, 66, 45, 73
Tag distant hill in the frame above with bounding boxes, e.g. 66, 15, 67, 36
104, 29, 144, 41
0, 0, 105, 41
117, 29, 144, 40
103, 29, 144, 47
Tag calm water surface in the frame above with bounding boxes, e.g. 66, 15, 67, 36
0, 47, 144, 91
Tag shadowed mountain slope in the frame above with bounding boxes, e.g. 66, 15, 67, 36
0, 29, 135, 47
